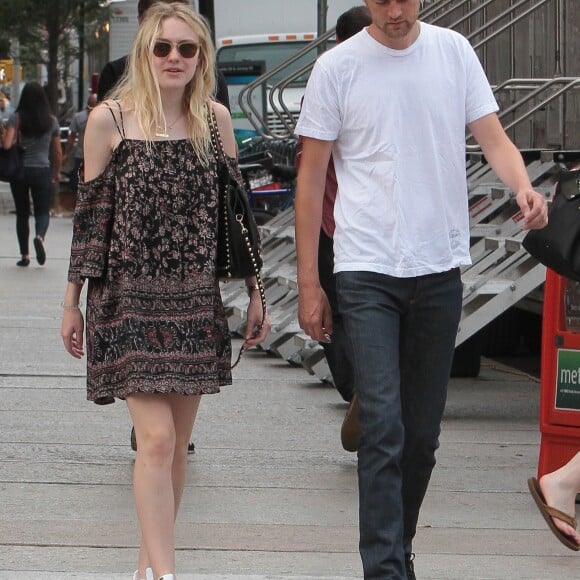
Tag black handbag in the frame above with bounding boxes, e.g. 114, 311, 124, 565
522, 168, 580, 281
0, 115, 24, 182
207, 105, 266, 367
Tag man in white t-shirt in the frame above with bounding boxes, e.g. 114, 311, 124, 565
294, 1, 548, 578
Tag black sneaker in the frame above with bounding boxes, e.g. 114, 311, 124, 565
33, 236, 46, 265
130, 426, 195, 454
405, 553, 416, 580
130, 426, 137, 451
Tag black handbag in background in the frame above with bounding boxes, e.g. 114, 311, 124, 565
0, 143, 25, 182
522, 168, 580, 281
0, 114, 24, 182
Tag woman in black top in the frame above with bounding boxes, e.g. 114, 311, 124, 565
2, 82, 62, 266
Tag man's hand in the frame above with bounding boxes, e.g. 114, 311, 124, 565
516, 187, 548, 230
298, 285, 333, 343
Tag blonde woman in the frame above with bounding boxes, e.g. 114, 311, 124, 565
61, 4, 269, 579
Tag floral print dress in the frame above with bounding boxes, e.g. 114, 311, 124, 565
68, 113, 232, 405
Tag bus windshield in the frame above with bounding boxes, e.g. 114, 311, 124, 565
217, 40, 335, 87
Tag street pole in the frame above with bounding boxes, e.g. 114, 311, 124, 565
317, 0, 328, 55
10, 38, 20, 107
78, 0, 85, 110
198, 0, 216, 44
554, 0, 564, 77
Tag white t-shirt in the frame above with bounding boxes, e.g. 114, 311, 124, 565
295, 23, 499, 278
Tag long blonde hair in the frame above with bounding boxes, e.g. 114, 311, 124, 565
110, 2, 216, 161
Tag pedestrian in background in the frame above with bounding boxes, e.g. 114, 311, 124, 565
0, 94, 12, 122
2, 81, 61, 267
527, 163, 580, 553
61, 4, 269, 580
63, 92, 98, 198
294, 0, 548, 577
295, 5, 372, 452
0, 97, 8, 141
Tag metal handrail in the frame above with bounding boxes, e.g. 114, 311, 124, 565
423, 0, 556, 77
501, 79, 580, 133
466, 77, 580, 150
250, 0, 455, 137
430, 0, 495, 28
420, 0, 463, 21
238, 27, 336, 138
468, 0, 551, 50
237, 0, 569, 143
268, 62, 315, 136
492, 78, 552, 92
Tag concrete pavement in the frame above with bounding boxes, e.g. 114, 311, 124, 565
0, 200, 578, 578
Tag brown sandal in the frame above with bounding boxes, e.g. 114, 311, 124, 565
528, 476, 579, 551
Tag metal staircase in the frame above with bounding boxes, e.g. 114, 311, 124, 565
458, 157, 557, 347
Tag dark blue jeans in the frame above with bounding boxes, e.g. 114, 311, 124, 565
10, 167, 52, 256
336, 269, 462, 579
318, 229, 355, 402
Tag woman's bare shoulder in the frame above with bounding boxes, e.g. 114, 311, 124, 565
89, 99, 123, 129
83, 100, 126, 180
211, 100, 231, 123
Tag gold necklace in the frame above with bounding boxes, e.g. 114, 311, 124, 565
155, 114, 183, 138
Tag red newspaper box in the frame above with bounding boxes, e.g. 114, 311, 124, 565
537, 268, 580, 478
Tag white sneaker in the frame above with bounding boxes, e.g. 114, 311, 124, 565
132, 568, 154, 580
157, 575, 175, 580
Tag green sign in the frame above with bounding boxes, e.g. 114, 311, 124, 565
555, 349, 580, 411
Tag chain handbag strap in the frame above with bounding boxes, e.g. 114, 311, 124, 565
207, 104, 227, 162
207, 105, 267, 368
207, 106, 234, 275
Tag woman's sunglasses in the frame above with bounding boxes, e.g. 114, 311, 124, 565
153, 41, 199, 59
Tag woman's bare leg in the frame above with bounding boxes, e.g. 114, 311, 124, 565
539, 452, 580, 543
127, 393, 176, 577
169, 394, 201, 513
130, 393, 202, 578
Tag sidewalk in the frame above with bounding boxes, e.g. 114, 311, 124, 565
0, 181, 13, 215
0, 213, 578, 579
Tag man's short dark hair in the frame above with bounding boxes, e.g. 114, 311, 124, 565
335, 6, 372, 42
137, 0, 190, 20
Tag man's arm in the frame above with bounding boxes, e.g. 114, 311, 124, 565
469, 113, 548, 230
294, 136, 334, 342
63, 130, 77, 162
